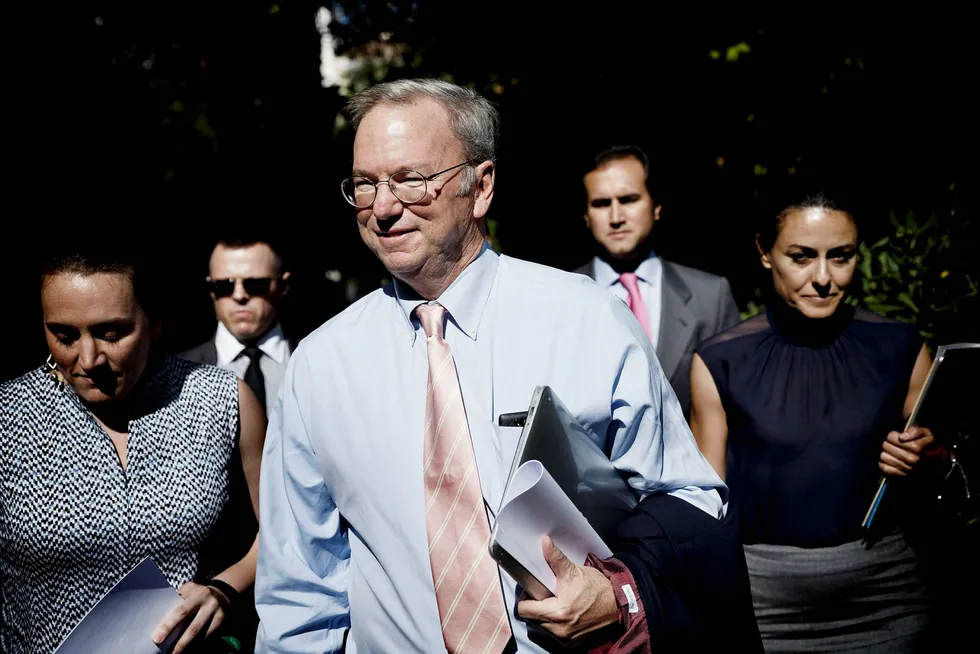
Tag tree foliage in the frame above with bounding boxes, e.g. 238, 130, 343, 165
4, 2, 978, 379
857, 200, 978, 347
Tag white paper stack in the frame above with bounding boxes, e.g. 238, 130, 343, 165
492, 460, 612, 595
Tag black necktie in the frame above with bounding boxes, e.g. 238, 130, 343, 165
243, 346, 266, 411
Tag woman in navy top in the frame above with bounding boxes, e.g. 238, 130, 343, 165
690, 196, 936, 652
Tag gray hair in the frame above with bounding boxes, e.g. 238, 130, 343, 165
344, 78, 499, 194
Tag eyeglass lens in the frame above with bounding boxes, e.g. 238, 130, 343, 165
343, 170, 428, 208
209, 278, 276, 297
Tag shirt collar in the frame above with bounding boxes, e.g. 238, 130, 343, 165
593, 250, 660, 286
215, 320, 289, 365
394, 243, 499, 344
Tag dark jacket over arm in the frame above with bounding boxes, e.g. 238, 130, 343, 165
592, 494, 762, 652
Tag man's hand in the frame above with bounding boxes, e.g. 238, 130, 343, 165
880, 426, 937, 477
516, 536, 619, 640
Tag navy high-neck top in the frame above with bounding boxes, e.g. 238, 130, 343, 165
697, 303, 922, 547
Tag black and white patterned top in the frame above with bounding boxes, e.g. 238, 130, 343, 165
0, 356, 245, 654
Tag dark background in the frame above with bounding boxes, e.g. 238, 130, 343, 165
3, 2, 977, 383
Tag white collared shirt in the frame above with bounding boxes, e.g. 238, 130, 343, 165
593, 253, 664, 352
214, 321, 291, 413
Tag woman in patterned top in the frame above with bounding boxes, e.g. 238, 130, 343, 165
0, 241, 266, 654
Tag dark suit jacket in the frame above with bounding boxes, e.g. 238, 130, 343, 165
574, 258, 740, 414
608, 494, 762, 651
179, 338, 220, 366
178, 330, 297, 421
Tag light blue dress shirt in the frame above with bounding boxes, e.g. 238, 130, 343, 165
255, 245, 726, 653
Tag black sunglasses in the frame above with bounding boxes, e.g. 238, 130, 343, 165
207, 277, 280, 298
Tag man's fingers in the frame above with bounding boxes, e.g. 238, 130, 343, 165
517, 596, 562, 622
542, 536, 574, 580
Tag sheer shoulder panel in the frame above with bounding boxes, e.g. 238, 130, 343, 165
700, 313, 770, 349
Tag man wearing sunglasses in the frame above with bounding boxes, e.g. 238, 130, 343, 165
180, 236, 292, 416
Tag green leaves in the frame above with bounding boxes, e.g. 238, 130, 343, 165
858, 208, 977, 346
726, 42, 752, 62
708, 41, 751, 63
896, 292, 919, 312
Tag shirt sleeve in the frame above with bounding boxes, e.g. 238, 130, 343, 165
255, 349, 351, 653
602, 296, 727, 518
584, 554, 652, 654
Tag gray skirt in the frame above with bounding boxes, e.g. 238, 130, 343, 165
743, 533, 932, 653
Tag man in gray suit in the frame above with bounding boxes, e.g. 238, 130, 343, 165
575, 146, 740, 414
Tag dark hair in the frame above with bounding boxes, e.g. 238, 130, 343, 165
594, 145, 649, 176
757, 193, 857, 252
213, 233, 287, 274
589, 145, 655, 199
39, 237, 162, 321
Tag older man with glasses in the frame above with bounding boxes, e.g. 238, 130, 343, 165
254, 78, 727, 654
180, 235, 292, 416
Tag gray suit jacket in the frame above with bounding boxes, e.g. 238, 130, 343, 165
574, 258, 740, 415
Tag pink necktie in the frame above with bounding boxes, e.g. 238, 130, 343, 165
619, 272, 652, 340
415, 303, 512, 654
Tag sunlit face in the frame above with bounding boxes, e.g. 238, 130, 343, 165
351, 98, 490, 292
583, 157, 661, 259
209, 243, 288, 343
42, 272, 155, 405
760, 208, 858, 319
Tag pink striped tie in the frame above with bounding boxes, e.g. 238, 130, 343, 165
619, 272, 652, 340
415, 303, 512, 654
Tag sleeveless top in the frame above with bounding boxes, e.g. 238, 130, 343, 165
697, 304, 922, 548
0, 356, 243, 654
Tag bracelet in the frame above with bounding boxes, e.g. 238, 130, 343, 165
206, 579, 241, 609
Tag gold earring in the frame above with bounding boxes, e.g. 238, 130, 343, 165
45, 354, 56, 371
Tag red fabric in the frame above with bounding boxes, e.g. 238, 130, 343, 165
584, 554, 652, 654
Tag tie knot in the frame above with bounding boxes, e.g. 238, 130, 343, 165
244, 346, 262, 361
619, 271, 641, 293
415, 303, 447, 339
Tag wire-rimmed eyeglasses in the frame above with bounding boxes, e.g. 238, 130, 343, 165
341, 160, 476, 208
